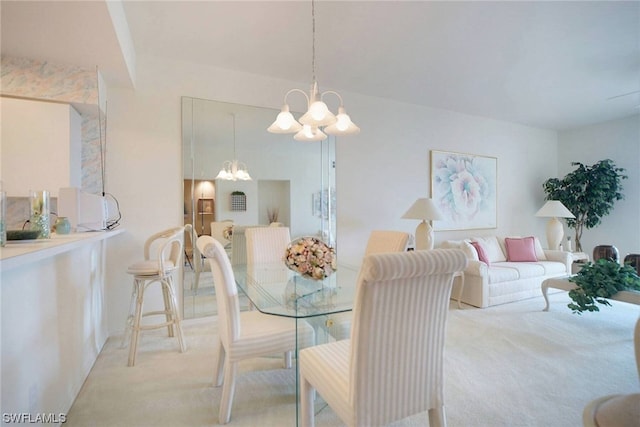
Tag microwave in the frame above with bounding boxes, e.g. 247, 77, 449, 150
58, 187, 107, 232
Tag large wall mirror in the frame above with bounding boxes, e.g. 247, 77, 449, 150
182, 97, 336, 319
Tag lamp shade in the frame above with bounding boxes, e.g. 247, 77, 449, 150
402, 198, 444, 221
535, 200, 575, 218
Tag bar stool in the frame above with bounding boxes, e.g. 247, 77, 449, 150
123, 226, 187, 366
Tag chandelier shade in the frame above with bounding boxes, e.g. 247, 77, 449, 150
267, 0, 359, 142
217, 114, 252, 181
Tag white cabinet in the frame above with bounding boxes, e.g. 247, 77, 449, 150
1, 97, 82, 197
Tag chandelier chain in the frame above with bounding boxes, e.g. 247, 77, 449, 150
311, 0, 316, 85
231, 113, 236, 158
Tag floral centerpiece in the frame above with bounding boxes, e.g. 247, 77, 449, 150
284, 236, 337, 280
223, 225, 233, 241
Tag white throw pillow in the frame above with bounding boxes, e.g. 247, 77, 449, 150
473, 236, 506, 263
534, 237, 547, 260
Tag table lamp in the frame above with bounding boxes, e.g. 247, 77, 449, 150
535, 200, 575, 250
402, 198, 444, 250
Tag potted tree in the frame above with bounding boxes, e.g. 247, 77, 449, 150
542, 159, 627, 252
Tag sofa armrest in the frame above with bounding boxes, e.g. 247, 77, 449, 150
543, 250, 572, 274
464, 260, 488, 277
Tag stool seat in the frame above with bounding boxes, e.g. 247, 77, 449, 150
127, 260, 176, 275
123, 227, 187, 366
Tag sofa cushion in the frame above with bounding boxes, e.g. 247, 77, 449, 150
535, 261, 567, 275
496, 261, 545, 279
505, 236, 537, 262
486, 266, 519, 283
470, 241, 490, 266
473, 236, 506, 263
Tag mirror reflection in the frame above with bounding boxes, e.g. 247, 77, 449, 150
182, 97, 336, 319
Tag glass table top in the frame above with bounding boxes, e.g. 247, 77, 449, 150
232, 262, 359, 319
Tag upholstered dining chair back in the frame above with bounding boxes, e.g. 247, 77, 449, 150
197, 235, 315, 424
300, 248, 467, 427
364, 230, 410, 256
349, 249, 467, 425
326, 230, 411, 341
211, 220, 233, 246
197, 235, 241, 346
245, 226, 291, 264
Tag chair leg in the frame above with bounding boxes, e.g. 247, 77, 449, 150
219, 361, 238, 425
214, 340, 226, 387
300, 375, 315, 427
128, 278, 145, 367
194, 269, 201, 293
121, 278, 139, 349
284, 351, 292, 369
428, 406, 446, 427
166, 276, 186, 353
161, 279, 174, 337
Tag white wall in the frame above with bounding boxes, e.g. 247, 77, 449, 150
104, 54, 560, 332
557, 114, 640, 259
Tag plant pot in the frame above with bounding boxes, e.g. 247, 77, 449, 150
593, 245, 619, 262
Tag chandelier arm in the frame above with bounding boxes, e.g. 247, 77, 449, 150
284, 88, 311, 108
320, 91, 344, 108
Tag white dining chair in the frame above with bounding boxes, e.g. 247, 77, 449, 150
245, 226, 291, 264
582, 315, 640, 426
196, 235, 315, 424
300, 248, 468, 427
211, 220, 233, 247
328, 230, 410, 340
184, 224, 211, 293
123, 226, 187, 366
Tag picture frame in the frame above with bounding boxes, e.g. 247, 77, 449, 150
431, 150, 497, 231
197, 198, 214, 214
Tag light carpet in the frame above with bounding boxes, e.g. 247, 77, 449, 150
66, 292, 639, 426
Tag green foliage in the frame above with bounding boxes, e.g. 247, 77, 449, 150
567, 258, 640, 314
542, 159, 626, 252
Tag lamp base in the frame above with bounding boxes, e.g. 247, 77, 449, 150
546, 217, 563, 250
415, 220, 434, 250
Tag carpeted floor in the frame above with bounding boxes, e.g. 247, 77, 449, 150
66, 292, 639, 426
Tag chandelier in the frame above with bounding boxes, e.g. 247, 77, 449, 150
267, 0, 360, 142
216, 114, 252, 181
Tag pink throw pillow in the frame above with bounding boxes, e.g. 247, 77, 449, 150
470, 241, 491, 266
505, 237, 538, 262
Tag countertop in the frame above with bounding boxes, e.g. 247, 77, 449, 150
0, 229, 125, 271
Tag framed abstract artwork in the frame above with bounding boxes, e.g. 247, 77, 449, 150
431, 150, 497, 230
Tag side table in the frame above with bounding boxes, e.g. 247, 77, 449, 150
569, 251, 589, 274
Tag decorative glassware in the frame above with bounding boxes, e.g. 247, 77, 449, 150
29, 190, 51, 239
0, 191, 6, 247
55, 216, 71, 235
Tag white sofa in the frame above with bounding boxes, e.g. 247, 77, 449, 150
441, 236, 571, 308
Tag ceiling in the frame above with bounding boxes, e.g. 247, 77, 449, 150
2, 1, 639, 131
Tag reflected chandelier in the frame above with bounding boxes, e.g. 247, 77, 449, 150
267, 0, 360, 142
216, 114, 252, 181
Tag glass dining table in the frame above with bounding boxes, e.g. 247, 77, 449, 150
232, 262, 359, 426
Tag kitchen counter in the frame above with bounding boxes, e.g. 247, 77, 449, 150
0, 229, 124, 271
